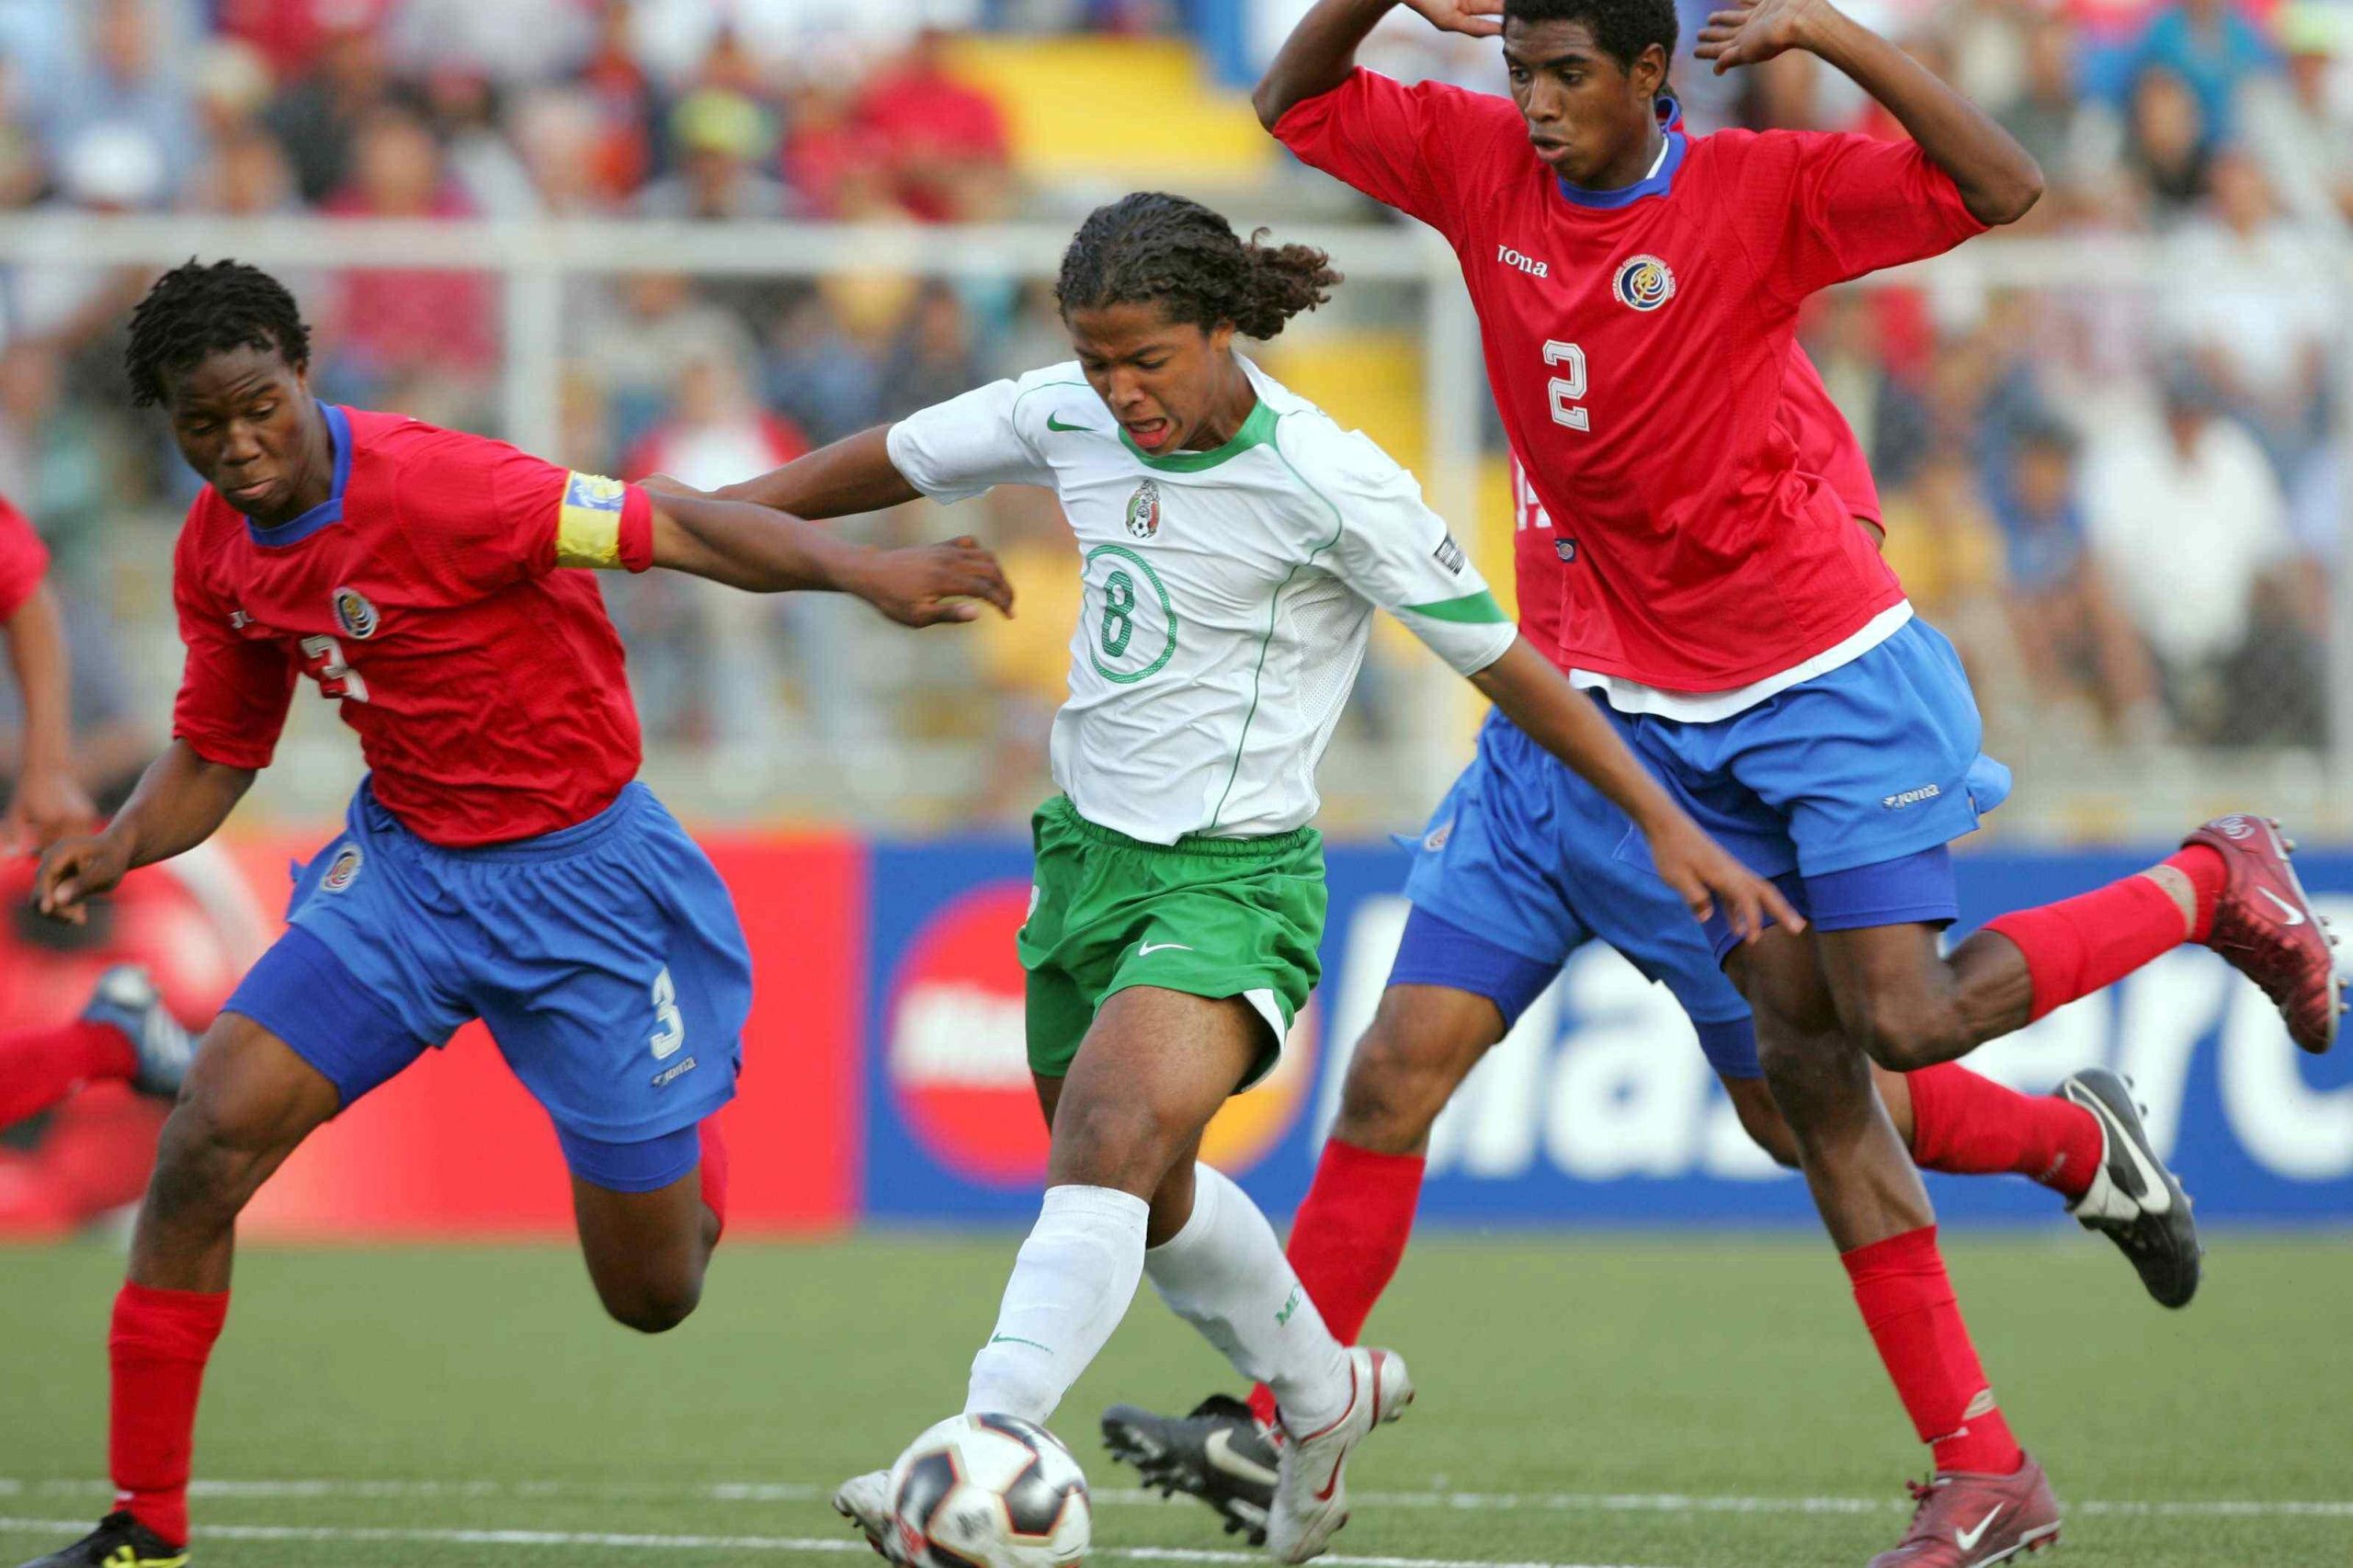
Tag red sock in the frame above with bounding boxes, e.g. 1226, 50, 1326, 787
109, 1281, 230, 1547
1982, 847, 2222, 1022
1842, 1227, 2022, 1477
0, 1022, 140, 1129
1906, 1063, 2103, 1201
697, 1116, 729, 1242
1247, 1139, 1426, 1427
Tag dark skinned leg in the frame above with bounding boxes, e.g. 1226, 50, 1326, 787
572, 1165, 719, 1334
1722, 1062, 1915, 1171
1328, 984, 1506, 1157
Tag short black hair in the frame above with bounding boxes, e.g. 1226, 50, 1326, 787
1057, 192, 1340, 342
1502, 0, 1677, 72
124, 259, 311, 408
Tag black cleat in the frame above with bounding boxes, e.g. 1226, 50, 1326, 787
1102, 1394, 1278, 1546
15, 1512, 188, 1568
2060, 1067, 2202, 1309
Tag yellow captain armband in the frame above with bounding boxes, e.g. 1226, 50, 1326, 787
555, 472, 631, 568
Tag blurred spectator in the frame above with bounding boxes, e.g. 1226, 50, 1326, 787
261, 11, 394, 205
855, 29, 1014, 222
217, 0, 391, 82
421, 70, 540, 218
879, 282, 985, 421
2082, 371, 2318, 744
388, 0, 595, 85
319, 105, 500, 412
508, 85, 615, 215
188, 37, 278, 146
184, 123, 301, 217
51, 0, 201, 199
572, 0, 665, 206
763, 291, 885, 446
2125, 0, 2280, 142
2001, 13, 2104, 210
574, 273, 759, 460
637, 88, 791, 220
2124, 66, 2215, 214
2243, 6, 2353, 222
780, 73, 891, 219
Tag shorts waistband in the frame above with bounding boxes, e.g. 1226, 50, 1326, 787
1042, 796, 1318, 857
360, 778, 646, 863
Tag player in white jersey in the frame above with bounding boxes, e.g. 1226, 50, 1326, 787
663, 193, 1791, 1562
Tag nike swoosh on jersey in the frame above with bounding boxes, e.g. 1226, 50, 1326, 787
2256, 886, 2308, 926
1136, 941, 1193, 956
1047, 414, 1095, 432
1955, 1505, 2005, 1553
1204, 1428, 1279, 1488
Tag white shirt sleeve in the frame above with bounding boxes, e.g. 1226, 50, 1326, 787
1290, 422, 1516, 676
884, 376, 1055, 504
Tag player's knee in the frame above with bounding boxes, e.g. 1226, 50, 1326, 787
1048, 1093, 1186, 1192
1848, 995, 1969, 1074
1722, 1080, 1802, 1168
1331, 1008, 1477, 1155
600, 1271, 703, 1335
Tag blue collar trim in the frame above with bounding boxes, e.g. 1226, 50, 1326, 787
1654, 95, 1683, 133
1555, 129, 1686, 210
242, 402, 350, 547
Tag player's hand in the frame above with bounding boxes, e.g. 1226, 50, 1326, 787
847, 537, 1016, 627
1696, 0, 1832, 73
3, 764, 97, 856
1402, 0, 1504, 40
638, 472, 705, 501
32, 830, 131, 926
1644, 817, 1805, 945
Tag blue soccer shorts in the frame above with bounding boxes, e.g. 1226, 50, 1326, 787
1390, 708, 1759, 1079
1602, 615, 2015, 963
223, 778, 752, 1192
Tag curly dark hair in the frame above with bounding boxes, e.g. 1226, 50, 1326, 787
124, 259, 312, 407
1502, 0, 1677, 71
1056, 192, 1340, 341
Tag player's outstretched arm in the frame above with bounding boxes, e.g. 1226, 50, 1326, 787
1253, 0, 1500, 129
1469, 638, 1804, 942
707, 426, 925, 521
33, 740, 255, 925
1697, 0, 2040, 223
2, 582, 97, 852
646, 486, 1013, 627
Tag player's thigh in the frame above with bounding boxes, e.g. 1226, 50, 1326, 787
1046, 986, 1266, 1198
1813, 918, 1972, 1071
1333, 981, 1508, 1156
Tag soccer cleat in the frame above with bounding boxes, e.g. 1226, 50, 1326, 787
832, 1469, 905, 1564
81, 966, 197, 1100
1102, 1392, 1278, 1545
1867, 1456, 2062, 1568
13, 1512, 188, 1568
2058, 1067, 2201, 1308
2185, 815, 2341, 1053
1266, 1346, 1413, 1564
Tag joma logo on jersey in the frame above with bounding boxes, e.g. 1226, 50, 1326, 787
1882, 783, 1942, 810
1496, 244, 1550, 278
1124, 478, 1162, 540
1612, 254, 1677, 312
333, 585, 380, 640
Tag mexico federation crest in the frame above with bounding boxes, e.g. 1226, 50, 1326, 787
1124, 478, 1162, 540
333, 585, 380, 640
321, 843, 364, 893
1612, 254, 1677, 312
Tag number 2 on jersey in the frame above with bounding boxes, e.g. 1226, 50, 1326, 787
1544, 341, 1590, 433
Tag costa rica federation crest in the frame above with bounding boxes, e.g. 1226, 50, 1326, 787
333, 585, 380, 640
321, 843, 364, 893
1124, 478, 1162, 540
1612, 254, 1677, 312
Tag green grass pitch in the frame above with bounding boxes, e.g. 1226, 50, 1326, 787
4, 1233, 2349, 1567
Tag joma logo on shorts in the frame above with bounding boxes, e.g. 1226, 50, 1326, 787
1881, 784, 1943, 810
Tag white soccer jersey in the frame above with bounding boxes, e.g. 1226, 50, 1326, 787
888, 358, 1515, 844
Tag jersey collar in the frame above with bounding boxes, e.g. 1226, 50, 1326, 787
242, 401, 351, 547
1553, 121, 1686, 211
1120, 395, 1277, 472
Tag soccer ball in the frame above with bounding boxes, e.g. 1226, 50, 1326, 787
887, 1413, 1091, 1568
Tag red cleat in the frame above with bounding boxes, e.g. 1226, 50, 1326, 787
2186, 814, 2343, 1054
1868, 1455, 2062, 1568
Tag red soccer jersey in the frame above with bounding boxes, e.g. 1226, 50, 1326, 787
1277, 71, 1982, 692
1513, 343, 1880, 669
171, 404, 656, 847
0, 492, 50, 621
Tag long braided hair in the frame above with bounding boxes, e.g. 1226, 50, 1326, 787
1056, 192, 1340, 340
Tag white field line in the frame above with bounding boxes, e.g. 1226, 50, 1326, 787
2, 1478, 2350, 1521
0, 1517, 1669, 1568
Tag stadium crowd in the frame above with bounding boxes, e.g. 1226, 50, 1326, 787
0, 0, 2347, 825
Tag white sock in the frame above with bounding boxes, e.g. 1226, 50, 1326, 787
964, 1184, 1149, 1424
1144, 1163, 1352, 1433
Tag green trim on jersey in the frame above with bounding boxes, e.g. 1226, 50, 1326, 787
1121, 397, 1278, 472
1403, 589, 1509, 624
1085, 543, 1179, 683
1018, 796, 1326, 1087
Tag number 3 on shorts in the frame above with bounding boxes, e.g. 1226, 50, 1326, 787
650, 965, 685, 1061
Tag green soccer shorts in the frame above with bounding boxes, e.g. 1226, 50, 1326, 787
1017, 796, 1327, 1088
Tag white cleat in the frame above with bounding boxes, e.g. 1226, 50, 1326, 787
1266, 1346, 1414, 1563
834, 1468, 904, 1563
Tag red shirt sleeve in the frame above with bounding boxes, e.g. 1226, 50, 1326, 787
394, 428, 654, 597
1738, 131, 1988, 303
1271, 69, 1520, 237
170, 515, 296, 770
0, 493, 49, 621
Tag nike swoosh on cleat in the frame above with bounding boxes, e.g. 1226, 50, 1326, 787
1955, 1505, 2005, 1553
2256, 886, 2308, 926
1205, 1428, 1280, 1488
2071, 1086, 2171, 1215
